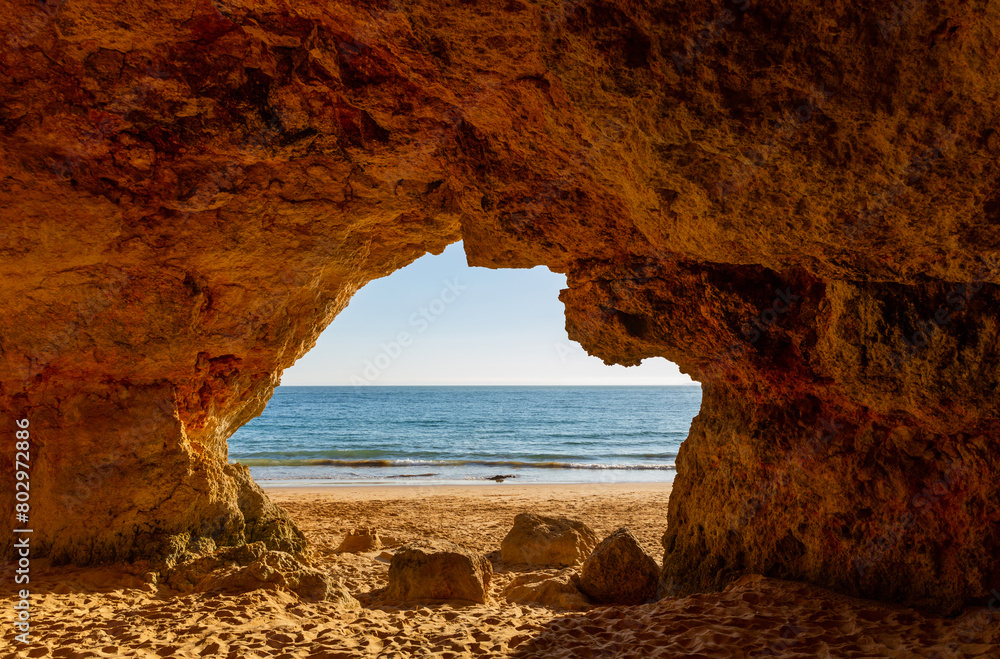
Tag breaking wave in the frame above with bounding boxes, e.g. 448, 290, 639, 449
236, 457, 675, 470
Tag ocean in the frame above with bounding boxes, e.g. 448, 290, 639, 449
229, 386, 702, 486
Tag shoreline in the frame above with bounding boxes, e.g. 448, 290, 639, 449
261, 481, 674, 496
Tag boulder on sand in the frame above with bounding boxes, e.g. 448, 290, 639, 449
500, 513, 598, 566
384, 539, 492, 603
164, 542, 357, 604
579, 527, 659, 605
504, 568, 592, 611
335, 527, 382, 553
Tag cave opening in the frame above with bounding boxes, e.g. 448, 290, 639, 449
229, 242, 701, 487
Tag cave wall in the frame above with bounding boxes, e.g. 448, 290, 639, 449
2, 0, 1000, 608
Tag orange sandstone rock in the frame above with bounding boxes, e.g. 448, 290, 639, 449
335, 527, 383, 554
579, 527, 658, 605
500, 513, 599, 567
504, 569, 592, 612
384, 539, 492, 604
0, 0, 999, 612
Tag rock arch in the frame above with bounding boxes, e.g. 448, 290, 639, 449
2, 0, 999, 611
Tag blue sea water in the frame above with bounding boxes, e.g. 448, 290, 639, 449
229, 386, 702, 486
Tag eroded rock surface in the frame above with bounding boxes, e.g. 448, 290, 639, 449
163, 541, 357, 603
580, 527, 658, 605
1, 0, 999, 610
335, 527, 383, 554
504, 569, 592, 612
384, 539, 492, 604
500, 514, 599, 567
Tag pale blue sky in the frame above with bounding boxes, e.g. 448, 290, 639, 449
281, 243, 696, 385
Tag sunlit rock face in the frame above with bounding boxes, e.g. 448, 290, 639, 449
1, 0, 999, 609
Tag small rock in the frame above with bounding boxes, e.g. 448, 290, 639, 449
335, 527, 382, 553
579, 527, 659, 605
384, 539, 492, 603
324, 579, 363, 609
504, 569, 592, 611
163, 542, 358, 605
500, 513, 598, 566
380, 535, 404, 547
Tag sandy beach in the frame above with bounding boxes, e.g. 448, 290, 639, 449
3, 483, 999, 658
